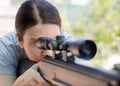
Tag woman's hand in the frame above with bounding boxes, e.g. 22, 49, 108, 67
13, 63, 50, 86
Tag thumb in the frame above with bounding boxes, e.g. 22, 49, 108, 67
30, 63, 50, 86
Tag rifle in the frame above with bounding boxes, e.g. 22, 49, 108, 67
18, 36, 120, 86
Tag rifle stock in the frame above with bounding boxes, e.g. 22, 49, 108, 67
39, 56, 120, 86
18, 57, 120, 86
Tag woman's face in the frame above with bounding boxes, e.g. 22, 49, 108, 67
18, 24, 61, 62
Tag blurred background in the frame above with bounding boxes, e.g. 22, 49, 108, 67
0, 0, 120, 70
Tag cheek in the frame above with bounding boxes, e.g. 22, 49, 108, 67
24, 44, 44, 61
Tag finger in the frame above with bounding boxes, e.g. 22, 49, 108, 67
42, 50, 54, 57
31, 68, 50, 86
55, 50, 60, 54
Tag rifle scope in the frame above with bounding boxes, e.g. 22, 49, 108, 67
35, 36, 97, 60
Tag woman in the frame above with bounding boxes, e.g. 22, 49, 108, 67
0, 0, 73, 86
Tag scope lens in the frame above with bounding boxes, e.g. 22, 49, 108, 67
79, 40, 97, 60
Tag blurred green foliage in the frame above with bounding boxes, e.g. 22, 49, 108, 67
114, 28, 120, 37
62, 0, 120, 66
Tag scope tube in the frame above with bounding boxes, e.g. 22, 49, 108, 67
66, 40, 97, 60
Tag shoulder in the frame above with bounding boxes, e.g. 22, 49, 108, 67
0, 32, 19, 58
0, 32, 17, 44
0, 32, 26, 75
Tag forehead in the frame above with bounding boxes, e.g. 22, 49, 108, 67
23, 24, 61, 40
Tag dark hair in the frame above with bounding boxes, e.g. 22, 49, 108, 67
15, 0, 61, 41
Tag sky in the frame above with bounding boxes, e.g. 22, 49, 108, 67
0, 0, 90, 7
0, 0, 10, 7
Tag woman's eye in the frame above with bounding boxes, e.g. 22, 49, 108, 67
30, 40, 36, 46
30, 39, 36, 43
